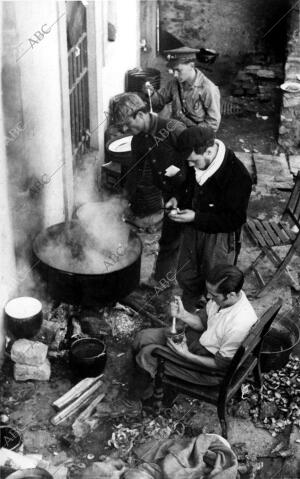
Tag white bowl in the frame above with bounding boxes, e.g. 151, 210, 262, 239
280, 81, 300, 93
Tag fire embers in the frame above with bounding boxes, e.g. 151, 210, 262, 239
237, 355, 300, 436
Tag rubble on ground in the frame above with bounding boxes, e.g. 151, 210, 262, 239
231, 355, 300, 436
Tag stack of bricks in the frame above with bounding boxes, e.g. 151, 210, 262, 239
10, 339, 51, 381
278, 4, 300, 153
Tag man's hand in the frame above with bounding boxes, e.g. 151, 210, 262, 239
143, 81, 155, 96
170, 295, 186, 320
165, 197, 178, 209
169, 209, 195, 223
167, 336, 190, 359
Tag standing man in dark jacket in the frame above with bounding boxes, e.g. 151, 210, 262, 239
113, 93, 188, 287
168, 126, 252, 312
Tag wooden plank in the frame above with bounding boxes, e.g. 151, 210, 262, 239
279, 221, 297, 241
270, 221, 290, 243
51, 379, 103, 425
253, 220, 275, 247
52, 375, 103, 411
246, 221, 267, 247
262, 221, 281, 245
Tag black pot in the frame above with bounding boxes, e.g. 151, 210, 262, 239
260, 317, 300, 372
4, 297, 43, 339
0, 425, 22, 451
125, 68, 160, 92
32, 222, 142, 307
70, 337, 107, 378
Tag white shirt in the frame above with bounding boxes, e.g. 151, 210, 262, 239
200, 291, 257, 358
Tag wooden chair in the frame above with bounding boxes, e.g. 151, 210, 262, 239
245, 172, 300, 297
152, 300, 282, 439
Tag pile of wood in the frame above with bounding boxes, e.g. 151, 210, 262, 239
51, 374, 106, 438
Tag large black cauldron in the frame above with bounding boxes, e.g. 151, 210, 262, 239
32, 222, 142, 307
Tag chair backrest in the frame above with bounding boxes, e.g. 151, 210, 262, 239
283, 172, 300, 228
220, 299, 282, 394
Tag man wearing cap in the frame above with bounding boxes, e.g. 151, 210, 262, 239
146, 47, 221, 132
112, 92, 189, 288
168, 126, 252, 312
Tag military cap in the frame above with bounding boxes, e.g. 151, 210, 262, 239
164, 46, 199, 68
111, 93, 147, 125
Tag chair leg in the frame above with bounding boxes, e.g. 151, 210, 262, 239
244, 251, 265, 275
253, 364, 262, 390
153, 357, 165, 414
217, 399, 228, 439
256, 247, 297, 297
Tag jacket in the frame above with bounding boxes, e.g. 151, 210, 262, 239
151, 69, 221, 132
125, 115, 189, 203
183, 148, 252, 233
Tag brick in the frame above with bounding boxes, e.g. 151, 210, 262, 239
11, 339, 48, 366
14, 359, 51, 381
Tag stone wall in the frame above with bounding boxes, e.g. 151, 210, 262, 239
159, 0, 287, 58
278, 3, 300, 153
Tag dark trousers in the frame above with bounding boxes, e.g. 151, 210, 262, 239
153, 215, 182, 283
133, 327, 224, 386
177, 226, 236, 312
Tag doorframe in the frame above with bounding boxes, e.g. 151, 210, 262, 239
86, 1, 105, 156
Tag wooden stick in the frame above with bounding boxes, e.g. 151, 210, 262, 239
52, 374, 103, 411
73, 393, 105, 423
51, 379, 103, 425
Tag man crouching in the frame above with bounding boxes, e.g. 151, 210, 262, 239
133, 264, 257, 396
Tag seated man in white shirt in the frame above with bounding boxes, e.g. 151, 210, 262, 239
133, 264, 257, 392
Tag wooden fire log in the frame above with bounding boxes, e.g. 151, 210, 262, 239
52, 374, 103, 411
51, 378, 103, 425
72, 393, 105, 438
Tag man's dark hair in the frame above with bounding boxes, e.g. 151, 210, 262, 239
194, 138, 215, 155
178, 126, 215, 156
206, 264, 244, 295
111, 93, 149, 125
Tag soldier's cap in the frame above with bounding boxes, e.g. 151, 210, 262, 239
164, 46, 199, 68
178, 126, 215, 153
112, 93, 147, 125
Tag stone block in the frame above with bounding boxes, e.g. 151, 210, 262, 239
283, 94, 300, 108
253, 153, 292, 187
256, 69, 276, 79
14, 359, 51, 381
11, 339, 48, 366
289, 155, 300, 175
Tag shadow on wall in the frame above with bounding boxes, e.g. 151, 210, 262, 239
158, 0, 290, 61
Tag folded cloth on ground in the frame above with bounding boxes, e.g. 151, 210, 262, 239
134, 433, 238, 479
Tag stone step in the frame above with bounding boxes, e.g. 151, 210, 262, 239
253, 153, 293, 189
289, 155, 300, 176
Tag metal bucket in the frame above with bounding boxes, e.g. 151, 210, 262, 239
260, 316, 300, 372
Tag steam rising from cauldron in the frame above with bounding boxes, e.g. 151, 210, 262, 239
36, 198, 140, 274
